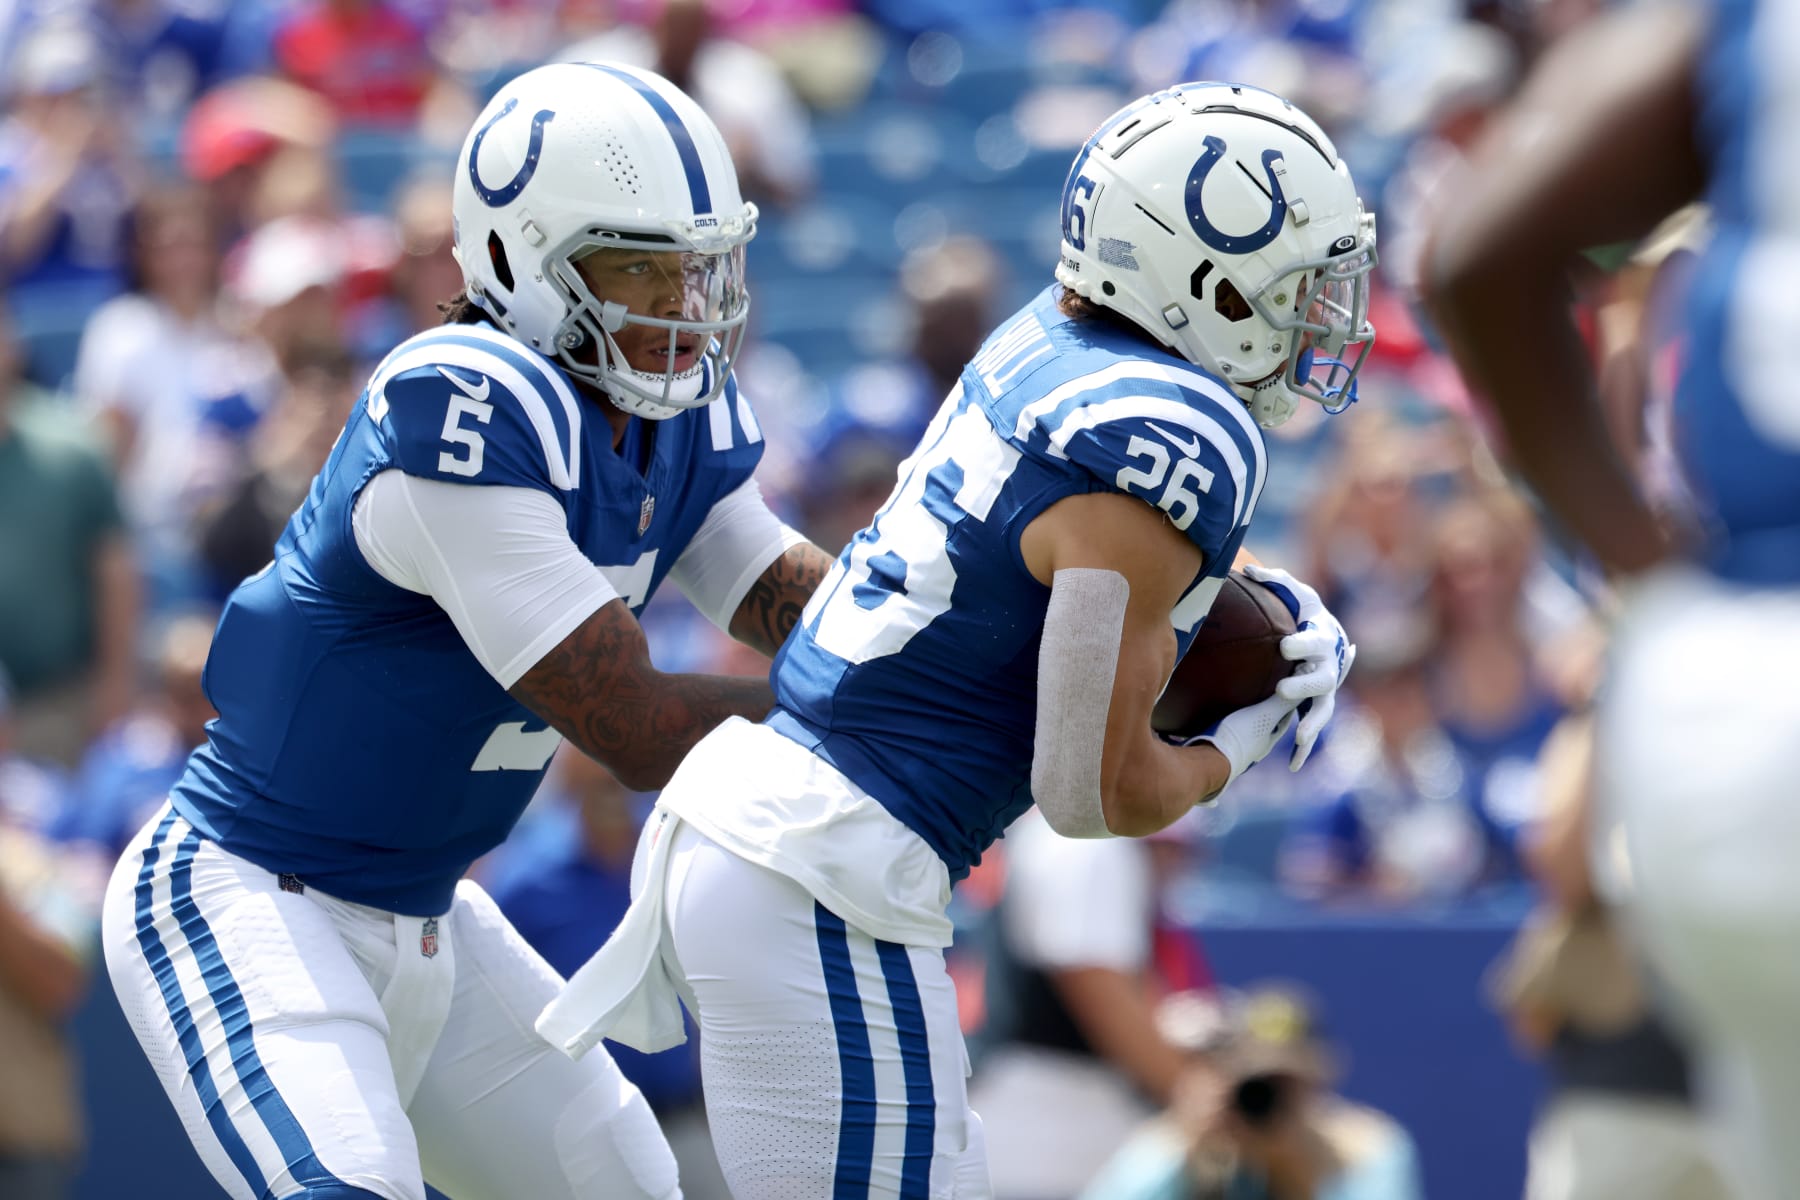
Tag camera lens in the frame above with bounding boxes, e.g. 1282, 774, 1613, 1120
1231, 1073, 1291, 1127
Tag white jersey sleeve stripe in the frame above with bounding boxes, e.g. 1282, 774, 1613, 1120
368, 335, 580, 490
1010, 360, 1267, 514
446, 324, 587, 482
1010, 361, 1156, 439
1047, 395, 1252, 526
1188, 367, 1269, 519
735, 384, 763, 445
707, 393, 734, 451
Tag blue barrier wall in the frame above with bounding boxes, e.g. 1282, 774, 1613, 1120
1197, 915, 1544, 1200
74, 914, 1541, 1198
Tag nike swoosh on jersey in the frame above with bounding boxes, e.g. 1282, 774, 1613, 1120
438, 365, 492, 403
1145, 421, 1202, 458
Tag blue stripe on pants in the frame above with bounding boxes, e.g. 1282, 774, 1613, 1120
816, 903, 876, 1197
166, 830, 345, 1192
132, 812, 269, 1198
875, 940, 936, 1199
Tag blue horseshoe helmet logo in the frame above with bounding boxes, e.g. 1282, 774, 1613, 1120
1185, 136, 1289, 255
468, 98, 557, 208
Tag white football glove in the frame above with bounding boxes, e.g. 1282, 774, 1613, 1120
1239, 563, 1356, 772
1167, 691, 1302, 799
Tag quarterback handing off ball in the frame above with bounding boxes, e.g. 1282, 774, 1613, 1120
1156, 570, 1299, 738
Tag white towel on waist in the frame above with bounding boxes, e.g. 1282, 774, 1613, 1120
536, 805, 687, 1059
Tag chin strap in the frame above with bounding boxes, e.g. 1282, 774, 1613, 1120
1248, 374, 1298, 429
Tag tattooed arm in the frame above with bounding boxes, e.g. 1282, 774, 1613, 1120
509, 599, 774, 791
351, 472, 778, 789
728, 540, 835, 658
513, 496, 831, 784
666, 478, 836, 659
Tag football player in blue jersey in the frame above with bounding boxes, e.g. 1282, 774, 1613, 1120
540, 83, 1377, 1199
1426, 7, 1800, 1197
98, 63, 836, 1200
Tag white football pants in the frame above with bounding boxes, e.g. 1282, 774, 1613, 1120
657, 822, 991, 1199
101, 805, 680, 1200
1597, 567, 1800, 1200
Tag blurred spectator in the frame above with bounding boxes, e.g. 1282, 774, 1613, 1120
1277, 653, 1499, 903
134, 210, 366, 572
74, 183, 276, 612
379, 170, 460, 338
488, 746, 729, 1200
179, 75, 337, 240
1376, 20, 1517, 301
104, 0, 238, 122
1126, 0, 1368, 138
564, 0, 818, 209
1491, 712, 1729, 1200
0, 302, 138, 766
790, 393, 916, 553
900, 233, 1003, 403
0, 20, 139, 387
1299, 419, 1441, 676
865, 0, 1137, 39
59, 614, 216, 858
973, 808, 1213, 1199
194, 340, 358, 594
272, 0, 435, 126
711, 0, 877, 114
790, 235, 1002, 549
1424, 491, 1567, 854
1082, 986, 1424, 1200
0, 22, 137, 300
1280, 490, 1572, 903
0, 673, 94, 1200
225, 212, 350, 375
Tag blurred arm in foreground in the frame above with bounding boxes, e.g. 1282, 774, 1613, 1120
1423, 4, 1707, 577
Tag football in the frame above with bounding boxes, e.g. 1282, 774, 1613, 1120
1153, 570, 1299, 740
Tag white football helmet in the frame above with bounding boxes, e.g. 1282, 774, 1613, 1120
451, 62, 757, 420
1055, 82, 1377, 428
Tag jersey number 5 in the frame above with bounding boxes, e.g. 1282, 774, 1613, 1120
439, 393, 494, 477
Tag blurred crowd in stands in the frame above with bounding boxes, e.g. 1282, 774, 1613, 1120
0, 0, 1719, 1196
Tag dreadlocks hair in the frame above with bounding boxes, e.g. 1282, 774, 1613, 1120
1055, 283, 1166, 347
438, 292, 488, 325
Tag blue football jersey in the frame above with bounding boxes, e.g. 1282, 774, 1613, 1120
1679, 0, 1800, 584
770, 287, 1268, 876
170, 322, 767, 915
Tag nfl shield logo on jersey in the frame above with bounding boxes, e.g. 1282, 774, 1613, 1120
420, 917, 439, 958
638, 494, 656, 536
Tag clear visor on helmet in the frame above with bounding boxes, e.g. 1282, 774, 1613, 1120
1251, 233, 1377, 416
548, 237, 752, 416
571, 243, 749, 326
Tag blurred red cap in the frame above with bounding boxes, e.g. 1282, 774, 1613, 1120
181, 78, 336, 183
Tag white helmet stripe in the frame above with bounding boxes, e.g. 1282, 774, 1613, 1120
580, 63, 714, 215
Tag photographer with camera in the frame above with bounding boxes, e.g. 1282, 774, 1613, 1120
1082, 986, 1422, 1200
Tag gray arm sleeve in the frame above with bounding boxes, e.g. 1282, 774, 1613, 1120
1032, 567, 1131, 839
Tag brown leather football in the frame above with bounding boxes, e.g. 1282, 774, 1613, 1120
1153, 569, 1298, 740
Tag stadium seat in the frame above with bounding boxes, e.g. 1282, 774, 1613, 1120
336, 128, 431, 214
10, 279, 113, 392
1210, 807, 1295, 885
